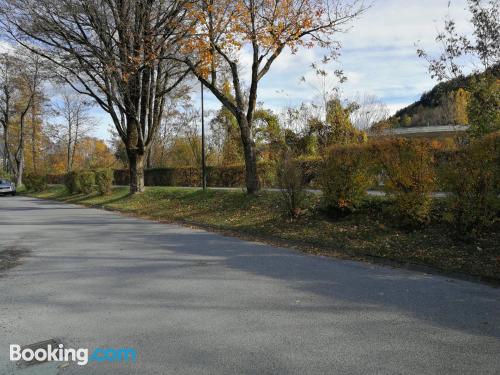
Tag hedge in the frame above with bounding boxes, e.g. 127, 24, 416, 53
39, 137, 489, 194
95, 169, 114, 195
373, 138, 436, 227
320, 144, 375, 217
64, 171, 81, 193
441, 131, 500, 236
24, 174, 48, 192
113, 161, 290, 188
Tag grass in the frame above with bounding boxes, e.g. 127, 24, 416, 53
27, 185, 500, 283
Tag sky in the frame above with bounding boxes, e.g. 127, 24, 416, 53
1, 0, 472, 140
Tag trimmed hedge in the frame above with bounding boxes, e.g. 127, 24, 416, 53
95, 169, 114, 195
79, 170, 95, 194
113, 161, 282, 188
46, 174, 66, 185
65, 171, 81, 194
63, 169, 113, 195
24, 174, 48, 192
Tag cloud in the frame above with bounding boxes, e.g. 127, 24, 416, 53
34, 0, 475, 140
242, 0, 472, 113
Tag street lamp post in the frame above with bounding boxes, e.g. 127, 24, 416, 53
201, 81, 207, 190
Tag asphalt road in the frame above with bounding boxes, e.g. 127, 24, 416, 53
0, 196, 499, 374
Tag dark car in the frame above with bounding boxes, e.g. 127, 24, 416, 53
0, 179, 16, 196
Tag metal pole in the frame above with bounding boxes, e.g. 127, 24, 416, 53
201, 81, 207, 190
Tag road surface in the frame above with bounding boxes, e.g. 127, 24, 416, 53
0, 196, 499, 374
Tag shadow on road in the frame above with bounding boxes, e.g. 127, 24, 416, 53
5, 197, 500, 343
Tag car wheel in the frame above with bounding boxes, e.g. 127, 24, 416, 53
11, 192, 16, 196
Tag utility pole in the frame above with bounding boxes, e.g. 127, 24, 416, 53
201, 81, 207, 190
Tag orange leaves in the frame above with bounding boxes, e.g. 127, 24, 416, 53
185, 0, 348, 70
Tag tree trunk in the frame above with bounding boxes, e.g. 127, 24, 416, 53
127, 150, 145, 194
238, 117, 260, 194
15, 155, 24, 187
146, 147, 153, 169
31, 103, 37, 174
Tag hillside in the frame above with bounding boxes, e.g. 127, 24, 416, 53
380, 64, 499, 129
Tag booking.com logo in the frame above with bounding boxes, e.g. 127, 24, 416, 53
10, 343, 137, 366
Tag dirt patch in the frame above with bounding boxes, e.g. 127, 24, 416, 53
0, 246, 30, 273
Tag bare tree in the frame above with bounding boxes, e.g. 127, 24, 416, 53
350, 94, 390, 130
48, 89, 93, 172
1, 0, 193, 193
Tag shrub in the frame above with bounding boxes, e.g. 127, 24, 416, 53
116, 162, 279, 189
320, 144, 374, 217
374, 139, 436, 227
296, 157, 323, 188
0, 170, 12, 179
443, 132, 500, 237
467, 74, 500, 138
23, 174, 47, 192
46, 174, 65, 185
95, 169, 113, 195
113, 169, 129, 186
276, 152, 307, 219
64, 171, 81, 194
79, 170, 95, 194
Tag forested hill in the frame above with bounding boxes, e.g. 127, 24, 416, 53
380, 64, 499, 129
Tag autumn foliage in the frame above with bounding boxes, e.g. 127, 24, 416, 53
373, 139, 437, 227
442, 132, 500, 237
320, 144, 374, 217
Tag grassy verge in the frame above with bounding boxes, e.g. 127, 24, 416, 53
26, 185, 500, 282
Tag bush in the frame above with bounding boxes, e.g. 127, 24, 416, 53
443, 132, 500, 237
296, 157, 323, 188
0, 170, 12, 180
374, 139, 436, 227
95, 169, 113, 195
24, 174, 47, 192
276, 152, 307, 219
64, 171, 81, 194
320, 144, 374, 217
46, 174, 65, 185
114, 162, 278, 189
79, 170, 95, 194
467, 74, 500, 138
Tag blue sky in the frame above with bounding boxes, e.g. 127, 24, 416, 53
1, 0, 472, 140
249, 0, 471, 113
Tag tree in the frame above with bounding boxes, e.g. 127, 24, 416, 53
467, 75, 500, 136
48, 90, 94, 173
253, 108, 283, 160
350, 94, 389, 130
417, 0, 499, 137
75, 137, 117, 170
182, 0, 365, 193
209, 104, 243, 165
307, 97, 366, 151
0, 50, 43, 186
1, 0, 192, 193
417, 0, 499, 81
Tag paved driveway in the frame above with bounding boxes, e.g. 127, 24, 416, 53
0, 196, 499, 374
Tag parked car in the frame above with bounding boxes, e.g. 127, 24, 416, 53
0, 179, 16, 196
